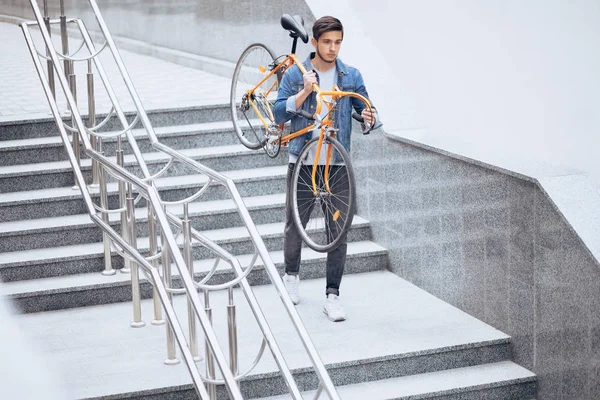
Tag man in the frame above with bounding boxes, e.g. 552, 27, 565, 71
273, 16, 381, 321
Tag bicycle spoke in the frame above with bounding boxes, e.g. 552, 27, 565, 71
292, 137, 356, 252
242, 108, 265, 144
231, 44, 279, 150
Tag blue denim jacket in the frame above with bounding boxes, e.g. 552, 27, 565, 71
273, 53, 382, 158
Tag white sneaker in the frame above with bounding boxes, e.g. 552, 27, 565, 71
282, 274, 300, 305
323, 294, 346, 322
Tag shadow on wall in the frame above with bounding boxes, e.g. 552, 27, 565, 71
0, 0, 316, 63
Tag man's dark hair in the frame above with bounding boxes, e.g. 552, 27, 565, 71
312, 16, 343, 41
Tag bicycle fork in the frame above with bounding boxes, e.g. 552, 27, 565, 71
311, 129, 341, 222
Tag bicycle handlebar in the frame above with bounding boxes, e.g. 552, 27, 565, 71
297, 109, 315, 120
352, 112, 363, 122
288, 63, 377, 134
298, 107, 376, 135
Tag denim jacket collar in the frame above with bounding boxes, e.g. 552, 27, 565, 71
303, 52, 348, 76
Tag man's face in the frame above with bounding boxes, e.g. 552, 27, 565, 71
312, 30, 343, 64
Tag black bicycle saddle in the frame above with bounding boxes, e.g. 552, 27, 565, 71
281, 14, 309, 43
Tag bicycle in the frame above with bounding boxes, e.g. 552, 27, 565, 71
230, 14, 375, 253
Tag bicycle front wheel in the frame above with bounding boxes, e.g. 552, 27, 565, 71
291, 136, 356, 253
230, 43, 279, 150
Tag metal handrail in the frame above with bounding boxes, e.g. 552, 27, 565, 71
23, 5, 240, 400
21, 1, 341, 399
22, 26, 215, 400
86, 6, 339, 397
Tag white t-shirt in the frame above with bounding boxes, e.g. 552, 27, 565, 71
289, 65, 337, 165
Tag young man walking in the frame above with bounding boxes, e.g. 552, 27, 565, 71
273, 16, 380, 321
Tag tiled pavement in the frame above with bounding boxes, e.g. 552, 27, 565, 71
0, 21, 231, 123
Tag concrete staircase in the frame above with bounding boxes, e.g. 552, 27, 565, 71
0, 103, 536, 399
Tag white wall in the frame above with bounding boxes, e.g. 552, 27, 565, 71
306, 0, 600, 187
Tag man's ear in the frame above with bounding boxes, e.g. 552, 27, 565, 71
311, 37, 317, 49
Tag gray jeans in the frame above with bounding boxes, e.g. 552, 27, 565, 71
283, 163, 348, 296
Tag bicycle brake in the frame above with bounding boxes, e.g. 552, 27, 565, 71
325, 127, 339, 138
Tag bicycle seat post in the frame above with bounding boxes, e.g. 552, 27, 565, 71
290, 35, 298, 54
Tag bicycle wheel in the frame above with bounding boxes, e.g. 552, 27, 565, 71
230, 43, 280, 150
291, 136, 356, 253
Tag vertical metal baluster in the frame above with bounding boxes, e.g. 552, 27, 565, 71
227, 287, 238, 375
59, 0, 69, 77
126, 183, 144, 328
98, 155, 114, 276
42, 0, 55, 100
148, 204, 164, 325
69, 66, 80, 189
87, 59, 100, 188
204, 290, 217, 399
118, 140, 130, 273
183, 203, 201, 360
162, 224, 180, 365
312, 383, 324, 400
86, 55, 113, 276
59, 0, 70, 117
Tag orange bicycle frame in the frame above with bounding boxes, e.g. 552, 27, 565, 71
246, 53, 373, 195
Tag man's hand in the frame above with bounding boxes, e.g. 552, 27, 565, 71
294, 70, 318, 111
302, 70, 318, 95
361, 108, 376, 128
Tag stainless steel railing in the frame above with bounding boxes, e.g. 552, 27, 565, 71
20, 1, 340, 399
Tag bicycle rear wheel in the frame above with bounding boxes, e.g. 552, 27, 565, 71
230, 43, 280, 150
291, 136, 356, 253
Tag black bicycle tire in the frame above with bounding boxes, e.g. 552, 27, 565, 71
230, 43, 279, 150
291, 136, 356, 253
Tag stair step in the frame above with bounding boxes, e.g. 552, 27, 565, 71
0, 193, 285, 240
0, 143, 286, 192
0, 165, 288, 222
10, 271, 524, 399
3, 240, 387, 312
258, 361, 536, 400
0, 52, 538, 400
0, 103, 230, 141
0, 214, 373, 282
0, 120, 257, 166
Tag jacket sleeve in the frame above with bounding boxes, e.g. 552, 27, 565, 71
274, 67, 298, 125
351, 69, 383, 130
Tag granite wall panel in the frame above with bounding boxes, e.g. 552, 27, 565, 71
352, 129, 600, 399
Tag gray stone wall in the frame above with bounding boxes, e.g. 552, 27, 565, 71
0, 0, 316, 62
352, 129, 600, 399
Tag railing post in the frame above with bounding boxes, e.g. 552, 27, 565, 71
204, 290, 217, 399
227, 287, 238, 375
42, 0, 55, 100
118, 142, 130, 273
87, 59, 100, 188
148, 204, 165, 326
182, 203, 201, 361
68, 67, 80, 189
162, 228, 180, 365
126, 182, 144, 328
98, 156, 114, 276
59, 0, 70, 86
59, 0, 80, 183
86, 56, 113, 276
313, 384, 324, 400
